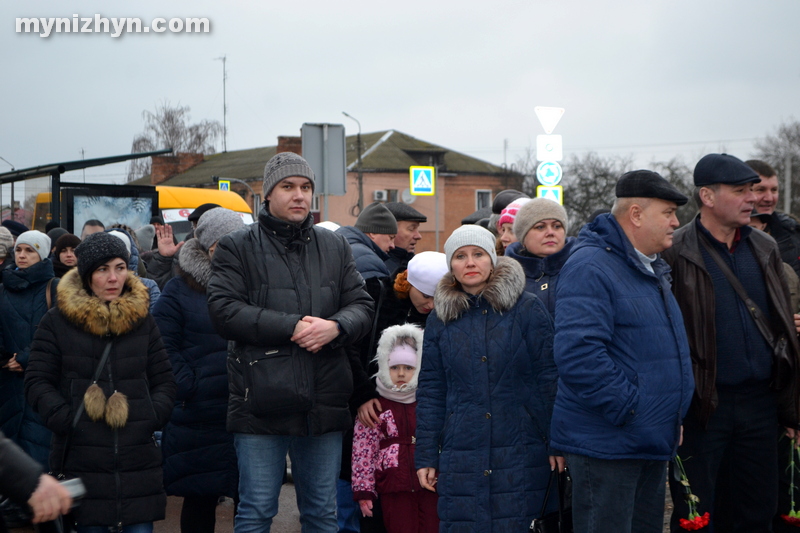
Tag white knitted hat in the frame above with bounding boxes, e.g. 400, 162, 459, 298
407, 252, 448, 296
444, 225, 497, 270
15, 230, 51, 262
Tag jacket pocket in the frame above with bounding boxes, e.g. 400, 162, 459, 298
240, 345, 314, 416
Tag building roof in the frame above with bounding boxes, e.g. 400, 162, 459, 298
131, 130, 507, 187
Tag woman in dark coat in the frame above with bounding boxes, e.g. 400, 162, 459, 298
0, 230, 58, 468
153, 208, 242, 533
24, 232, 176, 533
415, 225, 560, 532
503, 198, 575, 316
51, 233, 80, 278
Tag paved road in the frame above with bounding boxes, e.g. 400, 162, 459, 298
13, 482, 673, 532
11, 484, 301, 533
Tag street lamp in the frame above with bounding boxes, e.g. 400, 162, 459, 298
342, 112, 364, 216
212, 176, 257, 212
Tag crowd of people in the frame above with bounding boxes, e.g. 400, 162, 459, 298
0, 151, 799, 533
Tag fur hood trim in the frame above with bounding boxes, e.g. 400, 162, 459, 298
373, 323, 425, 391
57, 268, 150, 337
177, 238, 212, 290
434, 256, 525, 323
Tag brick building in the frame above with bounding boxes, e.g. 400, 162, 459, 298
131, 130, 521, 252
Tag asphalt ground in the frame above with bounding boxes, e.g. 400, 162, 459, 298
13, 482, 673, 532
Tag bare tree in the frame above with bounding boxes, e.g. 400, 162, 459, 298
127, 102, 222, 182
650, 157, 697, 226
560, 153, 633, 234
754, 119, 800, 215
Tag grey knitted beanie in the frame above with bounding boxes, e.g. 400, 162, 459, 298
0, 227, 14, 258
75, 232, 130, 286
16, 230, 51, 262
195, 208, 245, 250
444, 225, 498, 270
513, 198, 569, 242
262, 152, 316, 199
355, 202, 398, 235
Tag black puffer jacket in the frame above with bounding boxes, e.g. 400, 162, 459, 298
207, 210, 374, 436
24, 269, 176, 528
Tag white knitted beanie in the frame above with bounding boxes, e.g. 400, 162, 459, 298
444, 225, 498, 270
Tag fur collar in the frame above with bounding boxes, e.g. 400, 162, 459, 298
57, 268, 150, 336
433, 256, 525, 323
177, 238, 211, 291
373, 323, 425, 391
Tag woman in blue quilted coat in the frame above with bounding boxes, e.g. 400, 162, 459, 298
415, 225, 560, 532
153, 208, 243, 533
0, 230, 58, 469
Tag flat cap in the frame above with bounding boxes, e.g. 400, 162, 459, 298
384, 202, 427, 223
616, 170, 688, 206
694, 153, 760, 187
491, 189, 529, 215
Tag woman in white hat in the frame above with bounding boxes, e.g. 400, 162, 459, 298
0, 230, 58, 472
415, 225, 561, 531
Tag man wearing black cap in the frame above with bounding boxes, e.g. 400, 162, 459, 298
383, 202, 427, 273
551, 170, 694, 533
663, 153, 800, 531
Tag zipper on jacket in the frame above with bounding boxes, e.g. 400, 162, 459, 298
107, 350, 123, 528
404, 404, 416, 493
438, 412, 454, 454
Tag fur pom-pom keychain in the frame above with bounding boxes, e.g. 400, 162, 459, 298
104, 391, 129, 428
84, 383, 107, 422
83, 384, 129, 428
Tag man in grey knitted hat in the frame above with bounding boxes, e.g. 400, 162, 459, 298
384, 202, 427, 273
207, 151, 373, 533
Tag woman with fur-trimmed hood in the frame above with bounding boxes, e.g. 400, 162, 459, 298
24, 231, 176, 532
351, 323, 439, 533
152, 208, 242, 533
414, 225, 560, 532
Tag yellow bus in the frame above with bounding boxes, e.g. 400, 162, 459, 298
34, 186, 253, 241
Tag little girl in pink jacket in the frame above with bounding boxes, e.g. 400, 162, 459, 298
351, 323, 438, 533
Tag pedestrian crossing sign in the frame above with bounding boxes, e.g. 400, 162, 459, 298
218, 180, 230, 191
537, 185, 563, 205
409, 166, 435, 196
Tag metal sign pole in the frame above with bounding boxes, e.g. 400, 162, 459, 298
322, 124, 329, 221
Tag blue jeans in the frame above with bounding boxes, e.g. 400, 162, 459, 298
566, 453, 666, 533
76, 523, 152, 533
235, 432, 343, 533
336, 478, 360, 533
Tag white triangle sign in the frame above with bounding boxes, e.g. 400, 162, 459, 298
535, 106, 565, 134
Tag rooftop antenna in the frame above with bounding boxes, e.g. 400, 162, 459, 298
215, 55, 228, 152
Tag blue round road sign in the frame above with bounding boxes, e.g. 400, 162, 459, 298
536, 161, 563, 186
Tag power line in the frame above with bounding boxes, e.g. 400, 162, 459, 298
461, 137, 757, 153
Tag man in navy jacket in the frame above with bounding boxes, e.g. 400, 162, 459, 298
551, 170, 694, 533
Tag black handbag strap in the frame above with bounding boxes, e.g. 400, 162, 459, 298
538, 468, 565, 523
367, 278, 385, 355
307, 233, 322, 317
59, 341, 114, 473
698, 233, 779, 348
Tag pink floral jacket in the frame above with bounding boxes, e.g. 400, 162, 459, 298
351, 398, 423, 501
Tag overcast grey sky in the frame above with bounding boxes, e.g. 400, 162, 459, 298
2, 0, 799, 185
